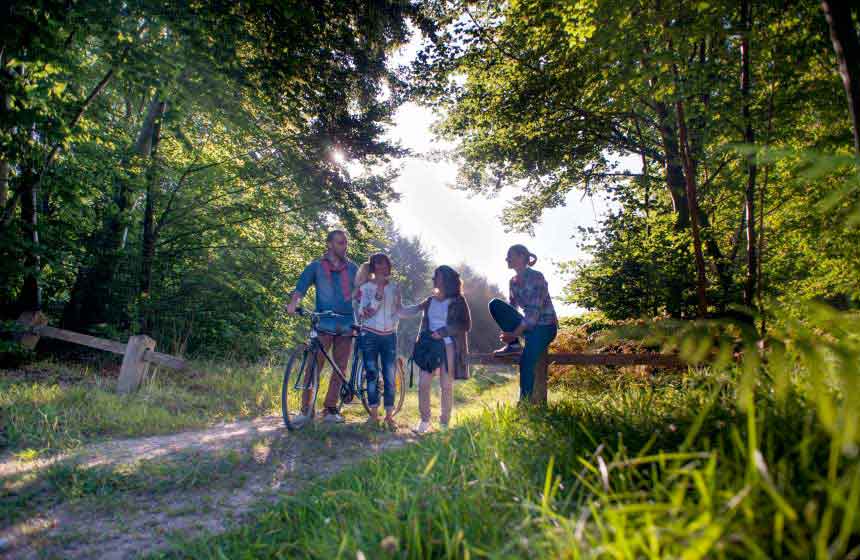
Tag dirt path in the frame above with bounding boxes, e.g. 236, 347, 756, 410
0, 416, 417, 559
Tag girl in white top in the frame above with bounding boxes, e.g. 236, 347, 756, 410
355, 253, 402, 429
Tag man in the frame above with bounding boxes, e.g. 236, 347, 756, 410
287, 230, 358, 424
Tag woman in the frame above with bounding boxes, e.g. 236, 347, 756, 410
489, 245, 558, 402
402, 266, 471, 434
355, 253, 402, 429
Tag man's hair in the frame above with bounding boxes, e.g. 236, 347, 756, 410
326, 230, 347, 244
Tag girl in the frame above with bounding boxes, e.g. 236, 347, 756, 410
489, 245, 558, 402
402, 265, 471, 434
356, 253, 402, 429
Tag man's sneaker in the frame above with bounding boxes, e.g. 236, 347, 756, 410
412, 421, 431, 434
291, 413, 311, 428
493, 341, 523, 356
323, 410, 345, 424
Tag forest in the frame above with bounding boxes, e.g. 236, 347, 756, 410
2, 1, 860, 558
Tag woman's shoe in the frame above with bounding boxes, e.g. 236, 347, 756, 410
383, 417, 398, 431
412, 421, 431, 434
493, 341, 523, 356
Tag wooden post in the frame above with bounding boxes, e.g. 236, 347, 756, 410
530, 350, 548, 406
16, 311, 47, 349
117, 334, 156, 394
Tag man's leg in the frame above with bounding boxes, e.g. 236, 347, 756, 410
322, 334, 353, 411
301, 335, 333, 413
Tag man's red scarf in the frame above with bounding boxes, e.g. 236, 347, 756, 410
320, 255, 352, 301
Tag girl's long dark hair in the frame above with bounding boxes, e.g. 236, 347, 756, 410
434, 265, 462, 298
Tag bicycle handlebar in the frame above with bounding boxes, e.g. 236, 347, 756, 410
294, 307, 353, 320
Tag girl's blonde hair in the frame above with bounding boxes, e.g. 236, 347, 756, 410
352, 253, 393, 300
353, 262, 371, 301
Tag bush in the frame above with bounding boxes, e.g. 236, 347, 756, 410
0, 320, 35, 368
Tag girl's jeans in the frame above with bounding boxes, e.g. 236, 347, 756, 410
362, 331, 397, 409
489, 298, 558, 400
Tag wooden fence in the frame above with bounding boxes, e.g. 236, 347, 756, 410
468, 351, 685, 404
16, 311, 187, 394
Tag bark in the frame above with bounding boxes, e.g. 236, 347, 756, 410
821, 0, 860, 153
675, 98, 709, 317
62, 94, 164, 331
0, 159, 8, 209
140, 101, 166, 332
18, 169, 40, 310
741, 0, 758, 308
653, 100, 691, 227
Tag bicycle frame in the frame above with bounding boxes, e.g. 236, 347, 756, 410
292, 312, 366, 402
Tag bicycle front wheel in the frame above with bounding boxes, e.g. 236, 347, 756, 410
281, 344, 320, 430
361, 357, 407, 417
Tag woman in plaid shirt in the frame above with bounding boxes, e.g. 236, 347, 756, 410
489, 244, 559, 401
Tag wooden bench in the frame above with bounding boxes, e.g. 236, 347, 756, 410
16, 311, 187, 394
468, 351, 685, 404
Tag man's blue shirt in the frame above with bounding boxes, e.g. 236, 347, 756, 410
294, 258, 358, 333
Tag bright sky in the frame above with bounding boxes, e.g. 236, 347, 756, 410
380, 34, 620, 316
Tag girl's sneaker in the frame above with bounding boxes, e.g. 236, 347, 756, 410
493, 341, 523, 356
413, 421, 431, 434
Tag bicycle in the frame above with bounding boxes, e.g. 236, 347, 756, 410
281, 308, 406, 430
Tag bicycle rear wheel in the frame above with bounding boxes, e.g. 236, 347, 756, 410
281, 344, 320, 430
361, 357, 407, 417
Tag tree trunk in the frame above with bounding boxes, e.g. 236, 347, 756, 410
17, 170, 40, 311
821, 0, 860, 153
741, 0, 758, 308
654, 100, 691, 227
675, 98, 709, 317
62, 94, 164, 331
0, 159, 8, 209
140, 101, 166, 332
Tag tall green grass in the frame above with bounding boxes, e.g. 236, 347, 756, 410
0, 359, 283, 455
156, 304, 860, 559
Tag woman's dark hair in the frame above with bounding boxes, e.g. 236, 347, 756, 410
368, 253, 392, 277
434, 265, 463, 298
509, 244, 537, 267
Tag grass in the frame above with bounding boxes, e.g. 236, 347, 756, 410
0, 365, 520, 533
0, 357, 284, 455
1, 445, 249, 528
154, 367, 860, 559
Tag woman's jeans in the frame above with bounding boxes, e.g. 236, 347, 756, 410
489, 298, 558, 400
362, 331, 397, 409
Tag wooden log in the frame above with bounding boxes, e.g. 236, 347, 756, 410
16, 311, 48, 350
468, 352, 684, 368
16, 316, 187, 372
530, 350, 548, 406
117, 334, 156, 394
143, 349, 187, 370
37, 325, 127, 355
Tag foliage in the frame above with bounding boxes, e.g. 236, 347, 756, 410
0, 319, 34, 368
409, 0, 859, 320
1, 1, 416, 358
